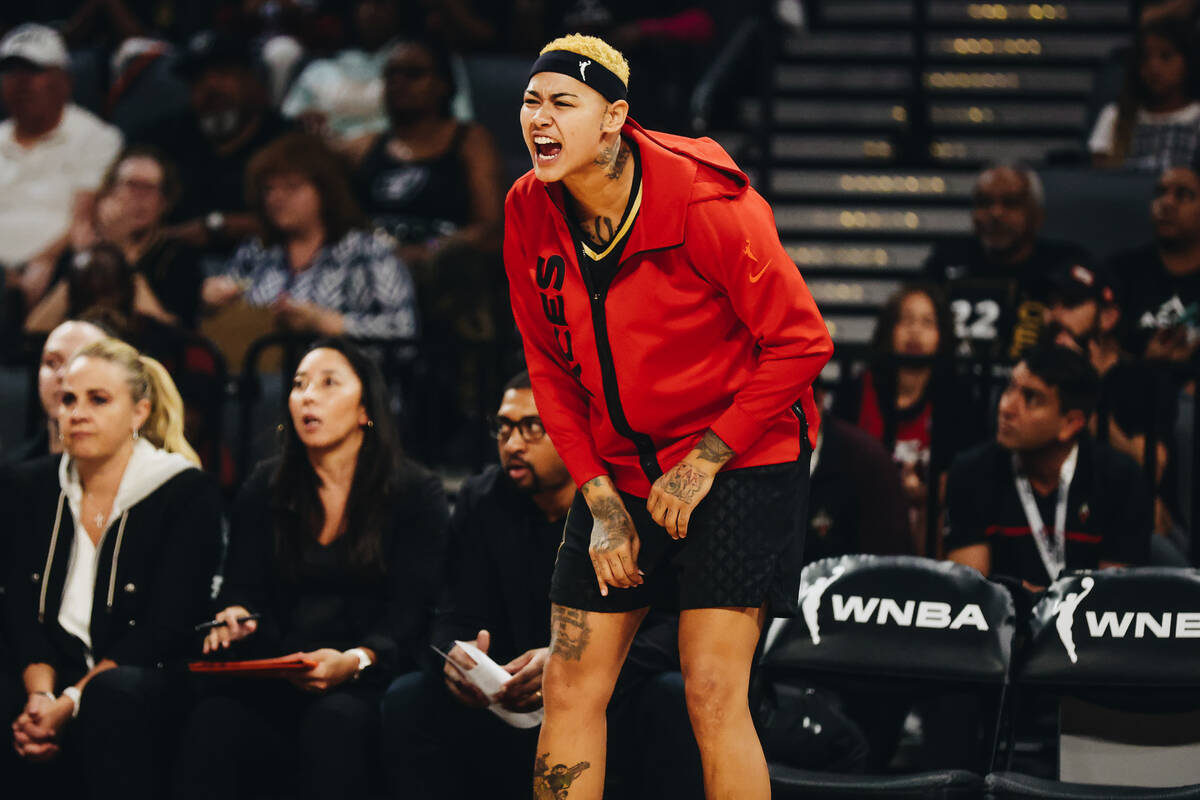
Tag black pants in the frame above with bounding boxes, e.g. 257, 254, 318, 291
382, 667, 707, 800
173, 679, 382, 800
8, 665, 180, 800
381, 669, 541, 800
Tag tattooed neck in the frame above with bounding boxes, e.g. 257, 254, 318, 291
593, 137, 629, 181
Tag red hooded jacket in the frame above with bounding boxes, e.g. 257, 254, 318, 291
504, 119, 833, 497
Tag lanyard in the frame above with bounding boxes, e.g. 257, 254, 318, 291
1012, 444, 1079, 582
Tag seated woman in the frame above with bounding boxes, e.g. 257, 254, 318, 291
23, 148, 204, 332
1090, 19, 1200, 170
834, 284, 985, 550
174, 338, 449, 799
345, 36, 504, 328
5, 338, 222, 799
202, 133, 419, 341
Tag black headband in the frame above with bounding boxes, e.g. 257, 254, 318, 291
529, 50, 627, 103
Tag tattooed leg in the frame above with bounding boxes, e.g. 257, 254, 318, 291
535, 605, 647, 800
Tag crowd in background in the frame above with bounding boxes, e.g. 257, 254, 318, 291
0, 0, 1199, 797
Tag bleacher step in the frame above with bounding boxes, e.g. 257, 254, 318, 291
774, 203, 969, 236
787, 241, 933, 272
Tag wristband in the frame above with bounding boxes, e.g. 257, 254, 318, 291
345, 647, 372, 679
33, 690, 54, 701
62, 686, 81, 718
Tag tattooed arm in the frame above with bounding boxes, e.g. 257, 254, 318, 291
580, 476, 643, 596
646, 430, 736, 540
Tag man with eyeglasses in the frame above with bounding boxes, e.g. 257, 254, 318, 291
379, 370, 574, 798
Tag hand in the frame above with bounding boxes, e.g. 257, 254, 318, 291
286, 649, 359, 693
1145, 326, 1198, 363
443, 630, 490, 709
496, 647, 548, 712
899, 462, 927, 506
12, 694, 71, 762
202, 605, 258, 653
272, 296, 344, 335
583, 481, 643, 597
646, 457, 714, 539
201, 276, 244, 309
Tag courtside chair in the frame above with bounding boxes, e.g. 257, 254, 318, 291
760, 555, 1017, 799
987, 568, 1200, 799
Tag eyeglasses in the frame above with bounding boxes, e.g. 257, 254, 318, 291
488, 415, 546, 442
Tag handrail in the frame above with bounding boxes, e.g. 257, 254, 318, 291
688, 16, 763, 135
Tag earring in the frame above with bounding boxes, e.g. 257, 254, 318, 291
57, 432, 64, 442
276, 423, 285, 433
366, 419, 374, 429
132, 429, 139, 441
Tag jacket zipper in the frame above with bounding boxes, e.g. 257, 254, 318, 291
577, 247, 663, 484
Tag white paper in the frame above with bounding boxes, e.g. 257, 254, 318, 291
436, 642, 544, 729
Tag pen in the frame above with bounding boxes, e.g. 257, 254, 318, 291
194, 614, 260, 632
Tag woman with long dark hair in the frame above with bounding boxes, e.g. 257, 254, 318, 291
174, 338, 448, 799
1090, 18, 1200, 170
836, 283, 984, 549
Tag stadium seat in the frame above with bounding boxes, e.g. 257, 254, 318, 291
994, 569, 1200, 796
1038, 168, 1157, 261
759, 555, 1017, 796
461, 54, 534, 185
986, 771, 1200, 799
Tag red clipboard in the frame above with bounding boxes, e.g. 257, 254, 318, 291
188, 657, 317, 677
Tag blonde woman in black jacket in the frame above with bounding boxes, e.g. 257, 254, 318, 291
5, 337, 222, 799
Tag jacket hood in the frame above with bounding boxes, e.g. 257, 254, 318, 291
623, 117, 749, 203
60, 438, 196, 522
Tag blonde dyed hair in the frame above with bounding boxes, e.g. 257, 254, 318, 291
540, 34, 630, 88
73, 338, 200, 465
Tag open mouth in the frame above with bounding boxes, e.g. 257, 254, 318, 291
533, 135, 562, 162
505, 459, 530, 480
301, 414, 321, 430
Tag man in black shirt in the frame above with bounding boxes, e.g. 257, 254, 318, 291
1043, 261, 1125, 376
380, 371, 575, 798
945, 345, 1150, 588
1109, 165, 1200, 362
924, 165, 1091, 361
133, 31, 292, 254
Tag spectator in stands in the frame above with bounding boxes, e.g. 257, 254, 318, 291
1089, 19, 1200, 171
0, 24, 123, 310
174, 338, 447, 800
5, 337, 221, 799
380, 370, 570, 798
834, 284, 985, 546
24, 244, 139, 335
347, 36, 504, 289
6, 318, 109, 463
282, 0, 406, 141
945, 345, 1151, 589
923, 165, 1091, 361
134, 30, 291, 253
202, 133, 418, 339
810, 383, 916, 561
1110, 165, 1200, 362
23, 150, 204, 331
347, 35, 505, 426
1043, 262, 1125, 376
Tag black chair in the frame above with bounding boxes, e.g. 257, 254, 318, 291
1038, 168, 1157, 261
760, 555, 1017, 799
991, 569, 1200, 798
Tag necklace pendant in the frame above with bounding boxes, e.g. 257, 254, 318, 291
94, 512, 105, 528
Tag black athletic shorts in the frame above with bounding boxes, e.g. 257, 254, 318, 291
549, 458, 810, 617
